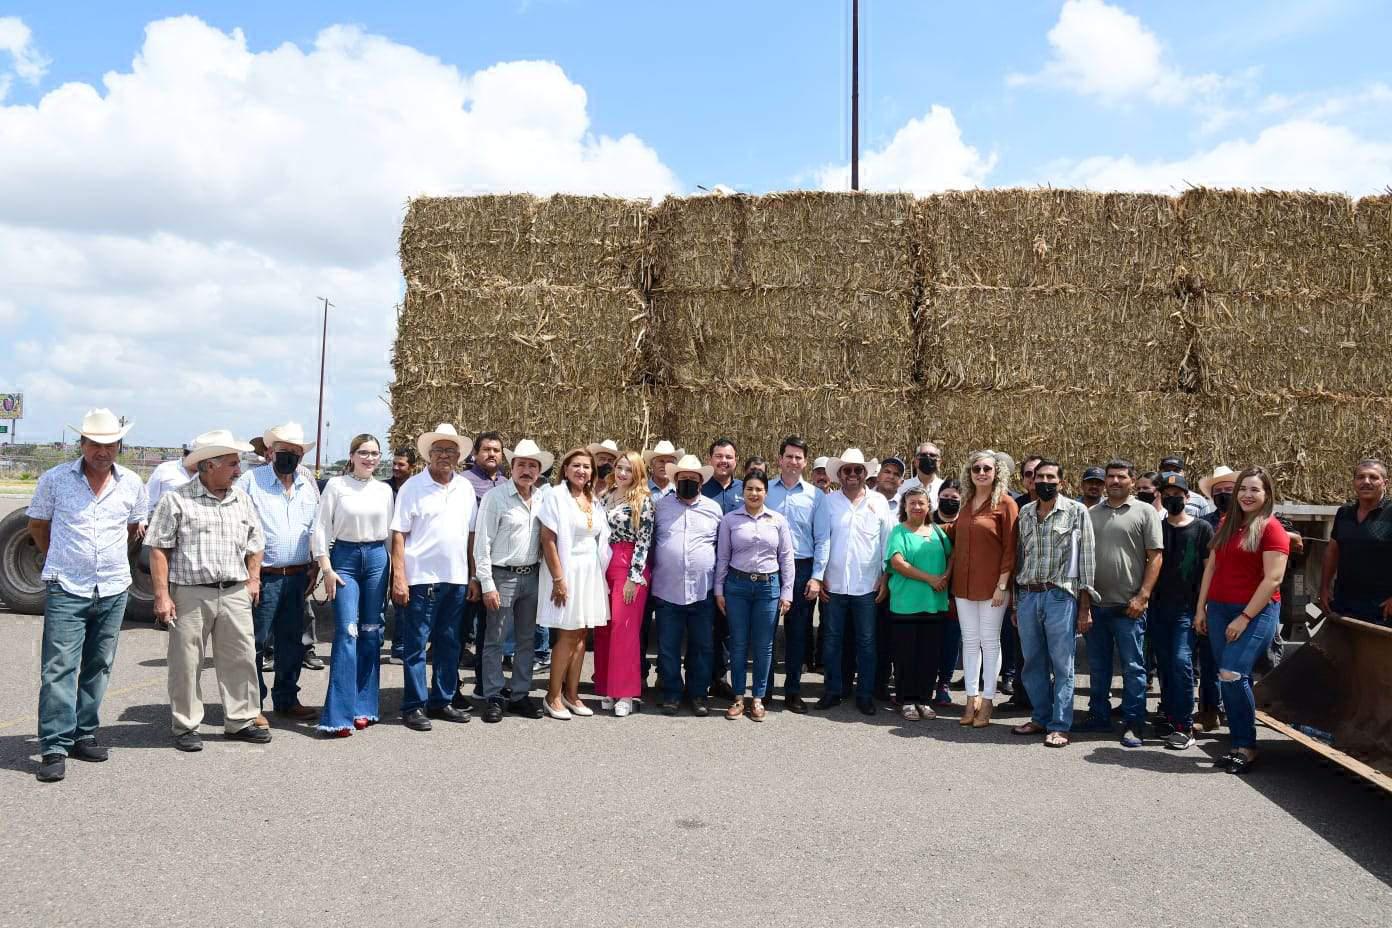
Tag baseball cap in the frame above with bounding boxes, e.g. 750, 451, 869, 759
1159, 455, 1185, 472
1082, 466, 1106, 482
1158, 473, 1190, 493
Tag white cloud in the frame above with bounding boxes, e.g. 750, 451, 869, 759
0, 16, 678, 452
0, 16, 47, 101
1052, 119, 1392, 194
1009, 0, 1223, 106
816, 105, 996, 193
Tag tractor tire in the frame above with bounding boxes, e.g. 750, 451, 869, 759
0, 507, 46, 615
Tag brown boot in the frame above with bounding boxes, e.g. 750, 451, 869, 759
958, 696, 979, 726
749, 698, 766, 721
972, 698, 994, 728
1194, 709, 1221, 732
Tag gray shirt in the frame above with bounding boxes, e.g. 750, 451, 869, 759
1089, 496, 1164, 607
472, 480, 542, 594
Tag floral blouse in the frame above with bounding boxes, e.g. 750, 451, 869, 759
604, 493, 656, 584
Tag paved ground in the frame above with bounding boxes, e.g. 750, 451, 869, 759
1, 605, 1389, 928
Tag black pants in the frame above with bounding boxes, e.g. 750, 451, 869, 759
891, 614, 945, 704
875, 597, 894, 694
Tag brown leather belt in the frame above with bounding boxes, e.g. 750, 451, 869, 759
1019, 582, 1059, 593
262, 564, 310, 576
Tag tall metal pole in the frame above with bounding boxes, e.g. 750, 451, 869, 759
851, 0, 860, 191
315, 297, 332, 474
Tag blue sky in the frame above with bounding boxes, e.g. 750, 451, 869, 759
2, 0, 1390, 451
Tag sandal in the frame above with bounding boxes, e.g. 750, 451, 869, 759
1044, 731, 1070, 748
1011, 721, 1046, 736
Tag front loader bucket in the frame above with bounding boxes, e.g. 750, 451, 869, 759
1254, 613, 1392, 793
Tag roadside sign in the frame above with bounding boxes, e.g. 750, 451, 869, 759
0, 425, 7, 434
0, 394, 21, 419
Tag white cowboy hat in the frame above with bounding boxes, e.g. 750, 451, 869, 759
416, 423, 473, 461
185, 429, 254, 468
1199, 465, 1238, 498
866, 457, 881, 479
826, 448, 872, 478
504, 438, 554, 473
586, 439, 620, 460
641, 439, 684, 467
670, 453, 713, 483
812, 456, 830, 472
262, 421, 315, 453
72, 408, 132, 444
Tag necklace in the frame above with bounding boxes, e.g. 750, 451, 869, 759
576, 492, 593, 531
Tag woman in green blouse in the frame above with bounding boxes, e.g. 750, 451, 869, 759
882, 486, 953, 720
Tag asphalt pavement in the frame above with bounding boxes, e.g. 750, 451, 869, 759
0, 605, 1389, 928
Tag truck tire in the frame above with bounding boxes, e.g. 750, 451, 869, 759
125, 536, 155, 622
0, 508, 46, 615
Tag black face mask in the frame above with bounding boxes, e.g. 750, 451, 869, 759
1136, 490, 1157, 504
1034, 482, 1059, 501
273, 450, 302, 476
676, 478, 701, 500
596, 463, 614, 481
1212, 491, 1233, 512
937, 498, 961, 516
1162, 496, 1186, 516
917, 454, 938, 476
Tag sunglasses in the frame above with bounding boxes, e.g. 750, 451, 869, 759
843, 467, 866, 477
971, 465, 994, 473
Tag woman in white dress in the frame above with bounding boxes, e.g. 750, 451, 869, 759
538, 448, 611, 719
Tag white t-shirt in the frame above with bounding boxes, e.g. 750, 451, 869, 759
312, 475, 394, 559
146, 458, 196, 515
897, 474, 943, 511
389, 470, 478, 585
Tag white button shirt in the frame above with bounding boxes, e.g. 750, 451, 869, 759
29, 459, 149, 598
390, 470, 477, 586
811, 489, 891, 596
472, 480, 542, 594
145, 458, 195, 515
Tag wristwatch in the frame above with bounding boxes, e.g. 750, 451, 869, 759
997, 583, 1008, 592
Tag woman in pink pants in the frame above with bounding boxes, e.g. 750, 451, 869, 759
595, 451, 655, 716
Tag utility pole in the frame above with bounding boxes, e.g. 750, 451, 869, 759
315, 297, 332, 474
851, 0, 860, 191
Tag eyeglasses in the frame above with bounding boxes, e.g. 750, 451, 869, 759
971, 465, 994, 474
354, 450, 381, 458
844, 467, 866, 477
429, 447, 460, 457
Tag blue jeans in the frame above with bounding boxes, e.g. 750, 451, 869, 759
401, 582, 466, 713
1149, 602, 1195, 729
822, 591, 876, 700
725, 572, 780, 698
655, 594, 714, 702
534, 624, 551, 662
1207, 600, 1279, 750
1085, 604, 1148, 729
254, 571, 309, 710
781, 559, 814, 695
1017, 588, 1078, 732
38, 585, 128, 756
319, 541, 388, 731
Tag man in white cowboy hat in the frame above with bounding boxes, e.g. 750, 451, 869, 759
146, 441, 196, 514
145, 429, 271, 753
27, 409, 149, 782
809, 447, 891, 716
650, 453, 723, 716
235, 421, 322, 721
471, 439, 553, 723
587, 438, 620, 488
643, 440, 683, 499
811, 457, 832, 493
390, 423, 477, 730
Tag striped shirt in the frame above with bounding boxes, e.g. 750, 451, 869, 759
145, 478, 266, 585
1015, 496, 1099, 602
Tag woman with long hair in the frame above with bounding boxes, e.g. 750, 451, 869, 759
1195, 466, 1289, 773
885, 486, 953, 720
537, 448, 611, 720
313, 434, 394, 736
595, 451, 654, 717
948, 450, 1019, 729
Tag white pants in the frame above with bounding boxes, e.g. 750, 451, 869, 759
955, 597, 1007, 698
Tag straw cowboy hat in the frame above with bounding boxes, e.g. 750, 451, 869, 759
670, 453, 713, 483
504, 438, 554, 473
586, 439, 620, 460
1199, 465, 1238, 498
72, 408, 133, 444
185, 429, 254, 468
826, 448, 872, 478
641, 439, 684, 468
416, 423, 473, 461
263, 421, 315, 453
812, 456, 831, 472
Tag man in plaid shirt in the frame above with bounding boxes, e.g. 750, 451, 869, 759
1010, 458, 1098, 747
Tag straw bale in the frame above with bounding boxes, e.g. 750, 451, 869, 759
650, 287, 917, 387
651, 192, 916, 291
392, 283, 648, 389
1194, 292, 1392, 396
1358, 194, 1392, 294
1197, 393, 1392, 503
918, 286, 1190, 391
1178, 188, 1377, 294
919, 189, 1182, 290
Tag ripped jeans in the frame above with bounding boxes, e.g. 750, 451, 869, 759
319, 540, 388, 732
1206, 599, 1279, 751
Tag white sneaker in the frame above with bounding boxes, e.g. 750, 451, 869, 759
600, 697, 615, 711
614, 698, 632, 717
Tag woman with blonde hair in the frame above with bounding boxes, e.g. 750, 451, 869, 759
1195, 466, 1289, 774
537, 448, 611, 720
595, 451, 655, 717
948, 449, 1019, 728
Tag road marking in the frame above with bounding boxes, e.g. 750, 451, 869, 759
0, 673, 165, 731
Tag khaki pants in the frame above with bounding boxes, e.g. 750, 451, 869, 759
168, 583, 259, 735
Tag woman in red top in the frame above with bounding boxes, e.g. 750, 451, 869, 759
1195, 466, 1290, 774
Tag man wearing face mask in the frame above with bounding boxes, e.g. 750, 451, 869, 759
898, 441, 944, 510
237, 422, 321, 721
1150, 474, 1214, 749
1159, 456, 1214, 518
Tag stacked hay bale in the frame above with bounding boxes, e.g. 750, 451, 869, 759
391, 194, 655, 455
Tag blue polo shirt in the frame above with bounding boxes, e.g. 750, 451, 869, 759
701, 475, 744, 515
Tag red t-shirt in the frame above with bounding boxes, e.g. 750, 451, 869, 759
1209, 516, 1290, 605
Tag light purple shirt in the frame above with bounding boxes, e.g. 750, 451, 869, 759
463, 464, 506, 503
715, 506, 796, 601
650, 493, 722, 606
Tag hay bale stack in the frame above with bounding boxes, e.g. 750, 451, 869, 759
1358, 195, 1392, 295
